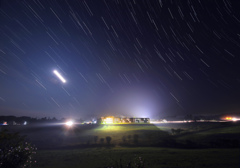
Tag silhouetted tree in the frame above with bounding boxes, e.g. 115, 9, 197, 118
94, 136, 98, 144
100, 138, 104, 144
106, 136, 112, 145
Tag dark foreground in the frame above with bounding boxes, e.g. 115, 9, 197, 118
35, 147, 239, 168
1, 122, 240, 167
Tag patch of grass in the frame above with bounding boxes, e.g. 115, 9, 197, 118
177, 124, 240, 140
175, 123, 240, 148
34, 147, 240, 168
199, 125, 240, 134
86, 124, 168, 146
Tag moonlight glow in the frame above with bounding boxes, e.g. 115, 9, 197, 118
53, 70, 66, 83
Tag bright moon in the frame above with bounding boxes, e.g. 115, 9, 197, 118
53, 70, 66, 83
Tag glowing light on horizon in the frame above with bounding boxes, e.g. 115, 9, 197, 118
225, 117, 232, 120
225, 117, 240, 122
53, 70, 66, 83
65, 120, 74, 126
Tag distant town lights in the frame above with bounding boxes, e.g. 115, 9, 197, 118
225, 117, 239, 121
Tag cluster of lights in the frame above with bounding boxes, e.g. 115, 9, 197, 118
225, 117, 238, 121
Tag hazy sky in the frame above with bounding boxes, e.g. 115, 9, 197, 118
1, 0, 240, 119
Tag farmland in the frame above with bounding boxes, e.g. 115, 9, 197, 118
1, 121, 240, 167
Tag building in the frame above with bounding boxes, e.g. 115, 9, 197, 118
129, 118, 150, 123
99, 116, 150, 124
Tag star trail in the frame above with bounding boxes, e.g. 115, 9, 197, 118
0, 0, 240, 119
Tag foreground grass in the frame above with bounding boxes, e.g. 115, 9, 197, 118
176, 123, 240, 147
34, 147, 240, 168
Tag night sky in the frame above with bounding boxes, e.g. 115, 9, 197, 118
1, 0, 240, 119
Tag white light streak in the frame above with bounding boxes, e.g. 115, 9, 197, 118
53, 70, 66, 83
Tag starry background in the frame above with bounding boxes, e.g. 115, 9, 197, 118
0, 0, 240, 119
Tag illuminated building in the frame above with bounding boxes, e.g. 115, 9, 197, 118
100, 116, 150, 124
129, 118, 150, 123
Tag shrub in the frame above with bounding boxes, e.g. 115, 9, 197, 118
0, 129, 37, 168
100, 138, 104, 144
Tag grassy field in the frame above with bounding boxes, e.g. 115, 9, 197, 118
2, 122, 240, 148
34, 147, 240, 168
2, 122, 240, 167
4, 124, 169, 149
174, 122, 240, 148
